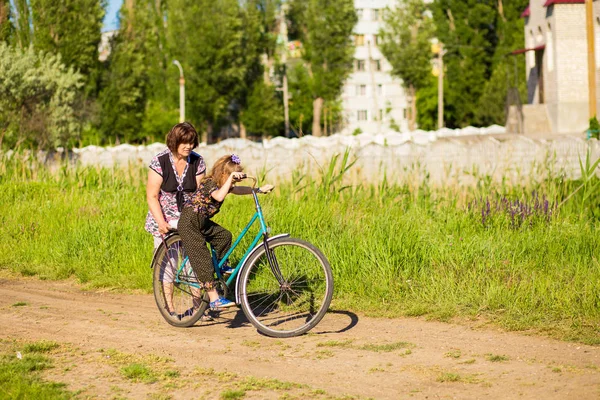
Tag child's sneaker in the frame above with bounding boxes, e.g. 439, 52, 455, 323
209, 297, 236, 310
220, 264, 234, 275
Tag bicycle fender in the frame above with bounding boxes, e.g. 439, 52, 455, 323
234, 233, 291, 303
149, 231, 180, 269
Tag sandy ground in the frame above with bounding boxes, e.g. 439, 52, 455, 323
1, 277, 599, 400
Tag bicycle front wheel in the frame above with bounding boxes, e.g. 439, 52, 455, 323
239, 237, 333, 338
152, 233, 209, 328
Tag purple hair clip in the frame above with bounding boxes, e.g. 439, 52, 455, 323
231, 154, 241, 165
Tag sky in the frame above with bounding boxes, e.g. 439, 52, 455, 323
102, 0, 123, 32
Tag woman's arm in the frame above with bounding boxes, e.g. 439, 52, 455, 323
147, 169, 172, 234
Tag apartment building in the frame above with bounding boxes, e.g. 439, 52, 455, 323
341, 0, 409, 134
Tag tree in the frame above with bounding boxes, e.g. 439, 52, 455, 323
12, 0, 32, 49
287, 0, 357, 136
99, 0, 171, 143
475, 0, 528, 126
29, 0, 105, 89
240, 80, 283, 136
167, 0, 253, 141
0, 43, 83, 149
0, 0, 12, 43
379, 0, 435, 131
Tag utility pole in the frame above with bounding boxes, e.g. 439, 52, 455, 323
173, 60, 185, 123
586, 0, 597, 118
437, 43, 445, 130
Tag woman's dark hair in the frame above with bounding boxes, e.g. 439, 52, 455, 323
166, 122, 199, 153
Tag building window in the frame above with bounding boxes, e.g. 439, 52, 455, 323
372, 60, 382, 71
356, 8, 363, 20
358, 110, 368, 121
377, 84, 383, 96
355, 34, 365, 46
356, 84, 367, 95
403, 108, 408, 119
355, 59, 366, 71
371, 9, 382, 21
373, 34, 379, 45
379, 109, 384, 121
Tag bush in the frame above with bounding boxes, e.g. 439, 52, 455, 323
0, 43, 83, 149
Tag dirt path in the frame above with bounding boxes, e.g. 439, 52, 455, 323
1, 277, 599, 400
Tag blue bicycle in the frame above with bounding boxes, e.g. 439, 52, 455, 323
151, 177, 334, 338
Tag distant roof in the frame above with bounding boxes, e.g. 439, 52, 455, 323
520, 5, 530, 18
543, 0, 585, 6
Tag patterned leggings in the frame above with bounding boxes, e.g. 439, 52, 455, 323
178, 207, 232, 288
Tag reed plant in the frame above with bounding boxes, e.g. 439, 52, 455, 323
1, 151, 599, 343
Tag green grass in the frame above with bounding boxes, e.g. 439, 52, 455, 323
358, 342, 414, 353
120, 363, 157, 383
0, 340, 73, 399
485, 353, 509, 362
1, 152, 600, 344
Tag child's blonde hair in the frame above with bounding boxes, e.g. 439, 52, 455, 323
206, 154, 244, 187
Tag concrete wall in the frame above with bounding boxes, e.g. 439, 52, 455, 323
34, 133, 599, 186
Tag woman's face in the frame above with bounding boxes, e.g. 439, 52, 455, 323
175, 142, 194, 158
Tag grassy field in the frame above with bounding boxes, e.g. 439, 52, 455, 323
1, 151, 599, 344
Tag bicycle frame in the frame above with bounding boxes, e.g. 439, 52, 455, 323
168, 181, 286, 297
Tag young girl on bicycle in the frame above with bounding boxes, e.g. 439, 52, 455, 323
178, 154, 272, 310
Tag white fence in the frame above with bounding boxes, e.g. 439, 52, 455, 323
9, 128, 599, 185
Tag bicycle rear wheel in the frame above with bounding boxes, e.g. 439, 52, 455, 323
239, 237, 333, 338
152, 233, 209, 327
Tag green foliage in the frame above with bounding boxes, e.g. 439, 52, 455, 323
379, 0, 435, 92
166, 0, 251, 138
29, 0, 105, 92
589, 117, 600, 140
287, 62, 314, 135
142, 100, 179, 143
428, 0, 529, 128
287, 0, 357, 135
13, 0, 32, 48
99, 0, 169, 144
0, 0, 13, 43
0, 43, 83, 149
240, 80, 283, 137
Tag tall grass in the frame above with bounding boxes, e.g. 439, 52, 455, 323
1, 151, 599, 343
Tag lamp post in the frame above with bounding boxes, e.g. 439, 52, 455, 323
173, 60, 185, 123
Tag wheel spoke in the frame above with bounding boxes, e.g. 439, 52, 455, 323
241, 239, 333, 337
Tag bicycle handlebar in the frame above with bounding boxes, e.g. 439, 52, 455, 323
236, 174, 257, 189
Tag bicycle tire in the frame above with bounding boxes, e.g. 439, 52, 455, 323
239, 237, 333, 338
152, 233, 209, 327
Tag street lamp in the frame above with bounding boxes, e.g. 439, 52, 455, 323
173, 60, 185, 123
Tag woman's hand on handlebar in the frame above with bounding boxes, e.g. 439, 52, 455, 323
157, 220, 173, 234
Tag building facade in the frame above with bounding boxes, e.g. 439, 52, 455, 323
341, 0, 409, 134
520, 0, 600, 134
